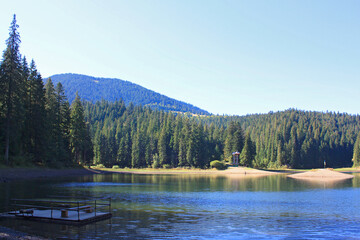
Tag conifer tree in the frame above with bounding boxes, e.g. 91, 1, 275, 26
158, 127, 168, 165
224, 122, 244, 161
55, 82, 71, 164
353, 134, 360, 168
26, 60, 46, 163
240, 133, 256, 166
21, 56, 31, 158
116, 127, 131, 167
45, 78, 58, 165
70, 92, 93, 165
0, 14, 24, 164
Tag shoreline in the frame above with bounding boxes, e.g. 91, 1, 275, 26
0, 166, 358, 239
96, 166, 281, 176
0, 166, 359, 183
0, 225, 47, 240
0, 167, 105, 183
287, 168, 355, 182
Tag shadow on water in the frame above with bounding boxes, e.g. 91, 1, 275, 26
0, 173, 360, 239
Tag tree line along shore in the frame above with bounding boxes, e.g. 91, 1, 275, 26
1, 15, 360, 171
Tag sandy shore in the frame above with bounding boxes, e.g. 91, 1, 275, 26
100, 166, 280, 176
0, 166, 281, 183
0, 167, 103, 183
287, 169, 354, 182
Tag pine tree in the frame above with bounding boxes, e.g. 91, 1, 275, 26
158, 128, 168, 166
276, 142, 284, 167
289, 127, 300, 168
0, 15, 24, 164
353, 134, 360, 168
240, 133, 256, 167
26, 60, 46, 164
116, 127, 131, 167
55, 82, 71, 164
70, 92, 92, 165
224, 122, 244, 161
131, 129, 140, 168
21, 56, 31, 157
44, 78, 58, 165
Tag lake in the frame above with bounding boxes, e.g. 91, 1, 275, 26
1, 173, 360, 239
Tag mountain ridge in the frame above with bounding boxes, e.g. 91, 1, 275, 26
47, 73, 210, 115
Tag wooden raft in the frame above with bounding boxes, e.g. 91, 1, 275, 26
4, 197, 112, 225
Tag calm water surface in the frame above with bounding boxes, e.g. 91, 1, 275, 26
1, 173, 360, 239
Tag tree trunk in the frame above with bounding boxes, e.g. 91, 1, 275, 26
5, 120, 10, 165
4, 77, 12, 165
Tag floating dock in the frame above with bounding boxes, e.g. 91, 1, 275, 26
2, 197, 112, 225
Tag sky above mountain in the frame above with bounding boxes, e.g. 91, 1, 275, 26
1, 0, 359, 116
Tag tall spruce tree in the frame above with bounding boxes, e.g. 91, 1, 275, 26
240, 132, 256, 167
70, 92, 93, 165
44, 78, 58, 165
26, 60, 46, 163
224, 122, 244, 161
0, 14, 24, 164
55, 82, 71, 164
353, 134, 360, 167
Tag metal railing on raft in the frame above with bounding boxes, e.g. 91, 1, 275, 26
11, 197, 111, 221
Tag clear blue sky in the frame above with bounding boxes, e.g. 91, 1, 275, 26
1, 0, 359, 115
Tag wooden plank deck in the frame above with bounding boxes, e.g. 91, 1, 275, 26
5, 209, 112, 225
3, 197, 112, 225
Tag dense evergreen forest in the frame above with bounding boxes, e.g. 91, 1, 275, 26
199, 111, 360, 168
84, 101, 360, 169
48, 73, 209, 115
0, 15, 93, 167
1, 15, 360, 169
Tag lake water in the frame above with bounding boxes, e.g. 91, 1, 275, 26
1, 173, 360, 239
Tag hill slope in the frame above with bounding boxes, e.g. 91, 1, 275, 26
47, 73, 209, 115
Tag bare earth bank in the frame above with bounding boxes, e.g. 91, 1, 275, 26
287, 169, 354, 182
0, 167, 103, 183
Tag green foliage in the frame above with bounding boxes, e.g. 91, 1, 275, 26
240, 133, 256, 167
199, 109, 360, 169
1, 16, 359, 171
210, 160, 227, 170
0, 14, 23, 165
85, 101, 222, 169
152, 153, 160, 168
70, 92, 93, 165
353, 134, 360, 167
0, 16, 92, 167
162, 164, 171, 169
95, 164, 105, 168
224, 122, 244, 161
112, 165, 119, 169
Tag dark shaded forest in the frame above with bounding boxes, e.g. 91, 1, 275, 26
1, 15, 360, 169
0, 15, 92, 167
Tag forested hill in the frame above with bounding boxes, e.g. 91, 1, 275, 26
199, 110, 360, 168
86, 100, 360, 169
47, 73, 209, 115
3, 15, 359, 170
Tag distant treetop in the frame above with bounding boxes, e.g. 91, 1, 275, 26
47, 73, 210, 115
